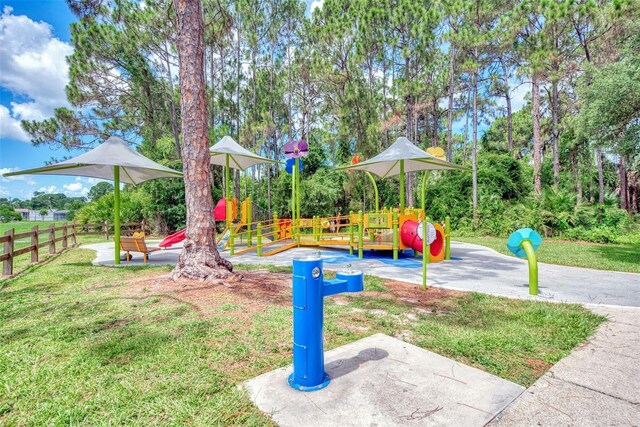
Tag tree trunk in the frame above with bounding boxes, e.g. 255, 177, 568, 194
551, 78, 560, 189
619, 156, 629, 214
446, 41, 455, 161
472, 70, 478, 219
532, 74, 542, 197
500, 56, 513, 154
172, 0, 232, 281
597, 148, 604, 205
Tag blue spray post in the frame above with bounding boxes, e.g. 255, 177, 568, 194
289, 254, 364, 391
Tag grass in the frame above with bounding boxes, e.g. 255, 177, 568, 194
453, 235, 640, 274
0, 220, 64, 235
0, 250, 604, 425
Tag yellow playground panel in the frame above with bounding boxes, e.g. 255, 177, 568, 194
223, 199, 451, 263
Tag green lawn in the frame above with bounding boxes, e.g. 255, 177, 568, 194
454, 236, 640, 274
0, 247, 604, 425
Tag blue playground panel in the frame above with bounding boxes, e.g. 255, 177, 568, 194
322, 250, 462, 268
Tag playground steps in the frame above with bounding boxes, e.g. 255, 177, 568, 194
262, 241, 298, 256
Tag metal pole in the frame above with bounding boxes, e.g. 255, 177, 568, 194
445, 216, 451, 260
365, 171, 379, 212
422, 219, 427, 289
226, 154, 231, 228
521, 240, 538, 295
399, 159, 405, 211
114, 165, 121, 265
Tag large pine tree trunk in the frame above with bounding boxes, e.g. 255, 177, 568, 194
500, 56, 513, 154
472, 70, 478, 219
597, 149, 604, 205
532, 73, 542, 197
619, 156, 629, 214
551, 78, 560, 189
172, 0, 232, 281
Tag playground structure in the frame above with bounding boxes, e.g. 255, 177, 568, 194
160, 135, 467, 287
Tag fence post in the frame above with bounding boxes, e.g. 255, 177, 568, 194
71, 221, 77, 246
3, 229, 14, 276
103, 221, 109, 240
31, 225, 39, 263
62, 223, 68, 249
49, 224, 56, 254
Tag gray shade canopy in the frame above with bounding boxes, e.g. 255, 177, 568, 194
210, 135, 277, 170
4, 136, 182, 266
3, 136, 182, 184
336, 137, 469, 177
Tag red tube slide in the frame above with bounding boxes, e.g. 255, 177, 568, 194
400, 220, 445, 261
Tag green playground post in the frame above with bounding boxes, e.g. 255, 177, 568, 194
421, 170, 428, 211
225, 154, 231, 229
357, 210, 364, 259
229, 224, 235, 255
113, 165, 120, 265
291, 160, 297, 220
296, 157, 301, 221
399, 160, 405, 211
247, 197, 253, 246
256, 222, 262, 256
364, 171, 380, 212
392, 209, 399, 260
422, 219, 428, 289
349, 211, 354, 255
521, 240, 538, 295
445, 216, 451, 260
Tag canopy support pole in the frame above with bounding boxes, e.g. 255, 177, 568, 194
365, 172, 379, 212
296, 157, 301, 220
421, 171, 428, 211
399, 159, 405, 211
226, 154, 231, 228
114, 165, 121, 265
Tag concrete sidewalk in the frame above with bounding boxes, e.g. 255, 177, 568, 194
492, 305, 640, 426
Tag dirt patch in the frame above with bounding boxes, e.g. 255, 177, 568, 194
121, 269, 292, 316
375, 280, 462, 312
117, 270, 461, 319
524, 358, 552, 377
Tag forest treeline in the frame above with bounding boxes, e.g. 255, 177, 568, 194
21, 0, 640, 241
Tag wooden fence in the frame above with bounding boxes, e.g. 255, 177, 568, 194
1, 221, 146, 277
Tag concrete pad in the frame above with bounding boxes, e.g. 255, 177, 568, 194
492, 376, 640, 426
244, 334, 524, 426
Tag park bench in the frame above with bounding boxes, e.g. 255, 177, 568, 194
119, 236, 160, 263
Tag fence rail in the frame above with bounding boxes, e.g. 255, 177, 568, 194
1, 221, 147, 277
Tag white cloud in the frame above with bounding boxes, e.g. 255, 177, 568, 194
0, 6, 73, 142
0, 105, 30, 142
0, 167, 35, 185
38, 185, 58, 194
310, 0, 324, 13
63, 182, 89, 196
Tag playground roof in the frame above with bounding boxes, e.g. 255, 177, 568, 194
3, 136, 183, 184
336, 137, 469, 178
210, 136, 277, 170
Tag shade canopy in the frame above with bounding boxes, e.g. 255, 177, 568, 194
336, 137, 468, 178
210, 135, 277, 170
4, 136, 183, 184
4, 136, 182, 266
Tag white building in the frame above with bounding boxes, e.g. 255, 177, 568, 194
15, 209, 69, 221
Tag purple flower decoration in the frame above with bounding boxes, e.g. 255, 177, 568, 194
284, 140, 309, 159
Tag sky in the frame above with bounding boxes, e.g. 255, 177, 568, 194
0, 0, 528, 202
